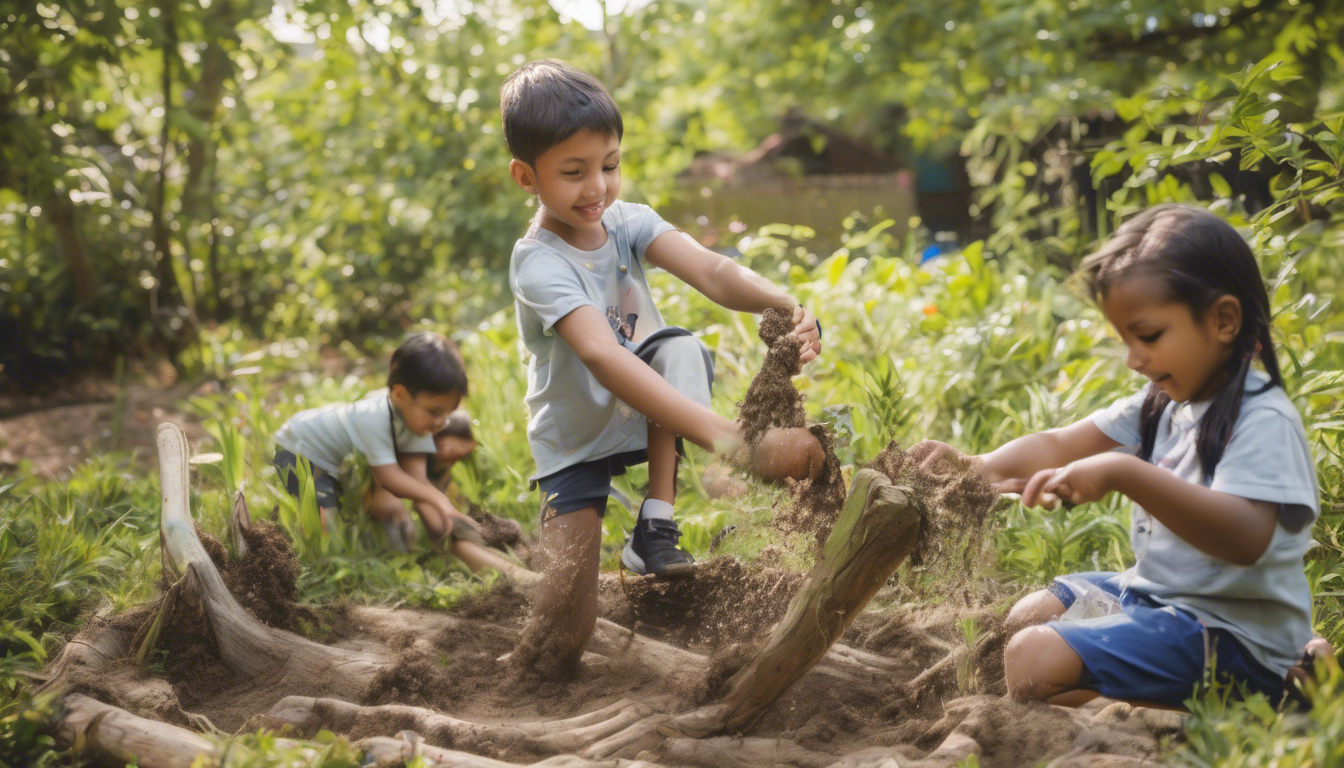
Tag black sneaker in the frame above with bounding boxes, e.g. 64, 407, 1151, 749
621, 517, 695, 578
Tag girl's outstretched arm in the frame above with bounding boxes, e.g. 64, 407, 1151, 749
1023, 453, 1277, 565
978, 419, 1121, 489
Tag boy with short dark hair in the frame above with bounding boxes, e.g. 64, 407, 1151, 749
501, 59, 824, 666
273, 332, 535, 585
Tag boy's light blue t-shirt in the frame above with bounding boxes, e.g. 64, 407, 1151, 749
509, 200, 678, 479
273, 388, 435, 475
1090, 369, 1319, 675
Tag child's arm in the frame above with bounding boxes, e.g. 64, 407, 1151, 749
645, 231, 822, 362
370, 461, 467, 526
979, 420, 1122, 490
553, 305, 821, 478
1023, 453, 1278, 566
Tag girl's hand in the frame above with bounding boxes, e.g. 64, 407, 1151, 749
1020, 454, 1123, 509
791, 305, 822, 364
914, 440, 1023, 492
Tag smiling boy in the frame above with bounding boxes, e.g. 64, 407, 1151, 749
501, 59, 824, 667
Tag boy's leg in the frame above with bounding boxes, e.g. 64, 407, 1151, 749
273, 449, 339, 533
451, 538, 539, 587
528, 506, 603, 667
1004, 625, 1085, 702
622, 334, 713, 578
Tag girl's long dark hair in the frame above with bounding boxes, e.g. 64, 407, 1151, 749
1078, 204, 1282, 480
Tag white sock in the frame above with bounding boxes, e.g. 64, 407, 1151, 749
640, 498, 675, 521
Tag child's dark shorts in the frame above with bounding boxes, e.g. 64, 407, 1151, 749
273, 448, 343, 509
533, 327, 714, 523
1046, 571, 1284, 706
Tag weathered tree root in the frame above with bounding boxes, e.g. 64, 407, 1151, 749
662, 468, 922, 738
41, 423, 1181, 768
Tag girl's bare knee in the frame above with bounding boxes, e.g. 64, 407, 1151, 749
1006, 589, 1066, 633
1004, 625, 1081, 702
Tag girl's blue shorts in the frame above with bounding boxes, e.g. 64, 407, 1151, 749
1046, 571, 1284, 707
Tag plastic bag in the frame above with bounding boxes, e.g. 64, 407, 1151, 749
1056, 577, 1123, 622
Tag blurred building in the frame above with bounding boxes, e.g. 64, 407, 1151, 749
665, 111, 973, 250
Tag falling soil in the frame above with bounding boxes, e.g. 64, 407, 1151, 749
601, 556, 803, 648
868, 439, 998, 579
737, 308, 848, 544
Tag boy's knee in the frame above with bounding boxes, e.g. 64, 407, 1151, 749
367, 493, 405, 524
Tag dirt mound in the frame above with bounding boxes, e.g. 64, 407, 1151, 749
225, 521, 310, 632
600, 556, 803, 648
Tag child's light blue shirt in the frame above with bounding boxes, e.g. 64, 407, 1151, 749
509, 201, 678, 479
274, 389, 435, 475
1090, 369, 1319, 675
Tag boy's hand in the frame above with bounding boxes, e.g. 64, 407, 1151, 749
738, 427, 823, 482
1020, 454, 1125, 509
791, 305, 823, 364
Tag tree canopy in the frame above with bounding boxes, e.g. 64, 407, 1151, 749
2, 0, 1341, 380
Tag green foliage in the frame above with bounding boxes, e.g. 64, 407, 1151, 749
4, 1, 1344, 763
1178, 664, 1344, 766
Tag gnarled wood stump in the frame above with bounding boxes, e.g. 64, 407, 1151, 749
40, 423, 1176, 768
662, 468, 921, 737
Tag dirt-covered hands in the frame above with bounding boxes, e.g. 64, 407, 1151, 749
791, 305, 822, 364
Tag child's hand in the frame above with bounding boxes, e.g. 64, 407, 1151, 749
1020, 454, 1121, 509
912, 440, 1019, 489
791, 305, 822, 364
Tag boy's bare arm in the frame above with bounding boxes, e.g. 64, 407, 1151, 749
554, 305, 741, 456
371, 462, 457, 516
646, 231, 791, 312
645, 230, 822, 361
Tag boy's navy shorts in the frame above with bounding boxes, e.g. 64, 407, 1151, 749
533, 327, 714, 523
273, 449, 344, 509
1046, 571, 1284, 707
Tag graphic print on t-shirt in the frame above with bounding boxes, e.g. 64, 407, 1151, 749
605, 305, 637, 342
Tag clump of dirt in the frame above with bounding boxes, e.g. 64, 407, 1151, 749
224, 521, 313, 633
468, 508, 530, 559
603, 556, 803, 648
868, 440, 997, 577
452, 582, 531, 623
737, 308, 847, 543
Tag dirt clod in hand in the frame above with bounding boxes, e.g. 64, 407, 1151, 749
468, 508, 529, 558
737, 308, 848, 544
737, 308, 807, 447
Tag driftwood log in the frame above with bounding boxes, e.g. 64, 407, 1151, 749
39, 423, 1177, 768
662, 468, 921, 737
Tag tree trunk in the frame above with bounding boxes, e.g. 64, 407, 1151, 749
663, 469, 922, 737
